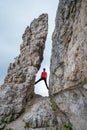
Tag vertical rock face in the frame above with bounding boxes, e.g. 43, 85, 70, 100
50, 0, 87, 130
0, 14, 48, 128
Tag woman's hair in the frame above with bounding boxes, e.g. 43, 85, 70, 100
43, 68, 46, 71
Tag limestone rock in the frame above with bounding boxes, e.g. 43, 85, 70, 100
23, 98, 57, 130
5, 95, 71, 130
23, 96, 71, 130
0, 13, 48, 128
1, 0, 87, 129
50, 0, 87, 130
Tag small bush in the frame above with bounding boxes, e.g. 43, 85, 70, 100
5, 128, 13, 130
24, 122, 30, 129
61, 123, 72, 130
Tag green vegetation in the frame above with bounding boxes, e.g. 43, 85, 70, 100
49, 95, 58, 112
61, 123, 72, 130
4, 117, 11, 124
5, 128, 13, 130
24, 122, 30, 129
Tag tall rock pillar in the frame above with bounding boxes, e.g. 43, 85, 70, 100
0, 14, 48, 129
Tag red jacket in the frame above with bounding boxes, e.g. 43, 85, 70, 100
41, 72, 47, 78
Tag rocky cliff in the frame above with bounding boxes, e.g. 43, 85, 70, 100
0, 0, 87, 130
0, 14, 48, 129
50, 0, 87, 130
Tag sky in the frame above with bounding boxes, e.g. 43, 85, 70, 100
0, 0, 59, 96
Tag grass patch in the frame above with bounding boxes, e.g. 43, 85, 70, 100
61, 123, 72, 130
24, 122, 30, 129
5, 128, 13, 130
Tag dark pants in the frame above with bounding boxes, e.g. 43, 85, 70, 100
35, 78, 49, 90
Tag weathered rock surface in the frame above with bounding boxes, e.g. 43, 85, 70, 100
0, 13, 48, 129
23, 98, 57, 130
5, 95, 49, 130
6, 95, 70, 130
1, 0, 87, 130
50, 0, 87, 130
